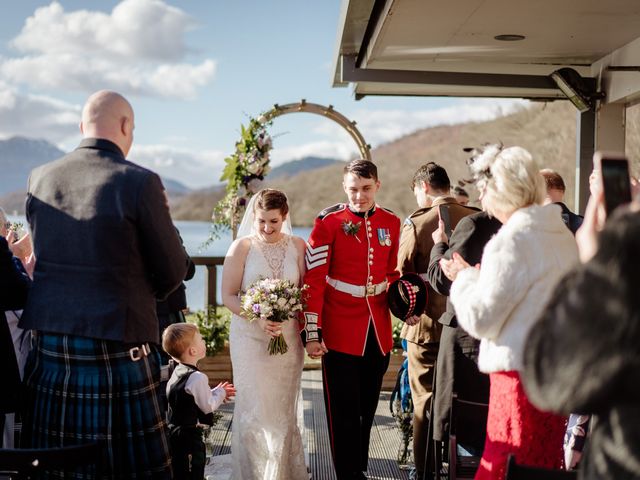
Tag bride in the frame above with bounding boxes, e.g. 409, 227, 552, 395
221, 188, 308, 480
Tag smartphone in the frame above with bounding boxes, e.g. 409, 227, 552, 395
438, 204, 452, 239
594, 151, 632, 215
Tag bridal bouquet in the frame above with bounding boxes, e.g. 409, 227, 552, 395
240, 278, 307, 355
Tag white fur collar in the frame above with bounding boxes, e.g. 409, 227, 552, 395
503, 204, 565, 234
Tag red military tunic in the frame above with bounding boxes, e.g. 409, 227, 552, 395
302, 203, 401, 356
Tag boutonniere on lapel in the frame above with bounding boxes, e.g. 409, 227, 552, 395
341, 220, 362, 243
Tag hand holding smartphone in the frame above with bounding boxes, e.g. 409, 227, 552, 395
438, 204, 452, 239
593, 151, 632, 216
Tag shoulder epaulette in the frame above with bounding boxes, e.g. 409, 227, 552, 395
409, 206, 431, 219
379, 206, 398, 217
318, 203, 346, 220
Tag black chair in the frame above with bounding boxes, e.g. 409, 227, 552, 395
505, 454, 577, 480
0, 442, 101, 479
448, 393, 489, 480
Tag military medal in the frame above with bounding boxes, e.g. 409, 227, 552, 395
377, 228, 391, 246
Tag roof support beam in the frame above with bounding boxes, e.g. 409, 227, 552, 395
574, 102, 626, 214
576, 110, 595, 215
341, 55, 563, 91
593, 35, 640, 105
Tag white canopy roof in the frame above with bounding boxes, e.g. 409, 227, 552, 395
332, 0, 640, 104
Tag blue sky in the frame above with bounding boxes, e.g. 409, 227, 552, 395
0, 1, 523, 188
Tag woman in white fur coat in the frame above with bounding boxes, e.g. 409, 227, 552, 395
441, 145, 579, 480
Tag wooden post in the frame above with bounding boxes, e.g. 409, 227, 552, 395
206, 265, 217, 315
192, 257, 225, 314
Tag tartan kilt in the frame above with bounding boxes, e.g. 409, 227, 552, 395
21, 333, 172, 479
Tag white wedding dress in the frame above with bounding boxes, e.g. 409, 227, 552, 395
229, 234, 308, 480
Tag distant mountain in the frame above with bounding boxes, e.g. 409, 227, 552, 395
0, 137, 192, 198
269, 156, 344, 179
0, 136, 191, 215
170, 185, 225, 221
162, 177, 191, 196
0, 136, 65, 195
13, 102, 640, 224
176, 103, 586, 223
0, 190, 28, 217
273, 102, 585, 225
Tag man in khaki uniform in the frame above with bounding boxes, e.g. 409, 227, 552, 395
397, 162, 477, 479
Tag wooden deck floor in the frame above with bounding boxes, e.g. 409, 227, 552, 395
205, 369, 412, 479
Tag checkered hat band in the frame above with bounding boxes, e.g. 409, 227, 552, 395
399, 279, 417, 318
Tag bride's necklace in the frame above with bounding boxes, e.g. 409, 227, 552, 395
255, 234, 287, 278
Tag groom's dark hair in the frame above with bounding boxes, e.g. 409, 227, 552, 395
344, 159, 378, 181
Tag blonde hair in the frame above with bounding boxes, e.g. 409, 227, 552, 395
162, 323, 198, 360
478, 146, 545, 216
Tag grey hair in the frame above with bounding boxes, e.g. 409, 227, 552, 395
474, 146, 545, 216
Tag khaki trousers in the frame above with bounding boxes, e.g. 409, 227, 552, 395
407, 341, 439, 474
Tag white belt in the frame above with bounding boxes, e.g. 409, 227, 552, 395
327, 277, 388, 297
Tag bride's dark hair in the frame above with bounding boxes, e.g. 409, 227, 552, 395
254, 189, 289, 216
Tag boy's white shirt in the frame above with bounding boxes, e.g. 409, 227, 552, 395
166, 365, 226, 414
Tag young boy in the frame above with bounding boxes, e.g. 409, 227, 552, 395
162, 323, 235, 479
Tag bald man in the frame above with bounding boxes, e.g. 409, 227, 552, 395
20, 90, 188, 478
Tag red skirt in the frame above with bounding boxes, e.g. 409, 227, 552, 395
475, 371, 565, 480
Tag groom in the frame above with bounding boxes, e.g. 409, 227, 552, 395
303, 159, 401, 480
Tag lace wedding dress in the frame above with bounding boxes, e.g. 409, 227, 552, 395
229, 234, 308, 480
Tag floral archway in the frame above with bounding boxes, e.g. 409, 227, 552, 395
210, 100, 372, 239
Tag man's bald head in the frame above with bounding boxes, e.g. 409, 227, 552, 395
80, 90, 135, 156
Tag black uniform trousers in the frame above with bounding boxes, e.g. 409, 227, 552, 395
433, 323, 489, 449
322, 323, 390, 479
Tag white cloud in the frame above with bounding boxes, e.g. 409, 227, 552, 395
0, 55, 215, 100
12, 0, 192, 61
0, 82, 80, 143
1, 0, 215, 99
130, 144, 226, 188
147, 60, 215, 99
